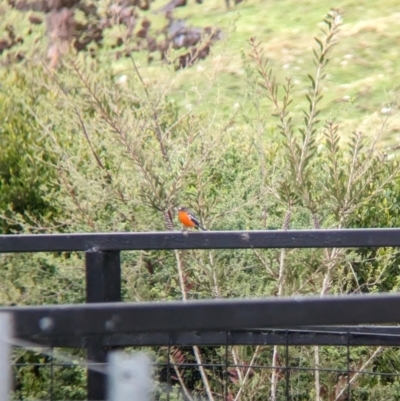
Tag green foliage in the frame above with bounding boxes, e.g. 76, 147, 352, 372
0, 70, 58, 233
0, 252, 85, 306
12, 349, 86, 401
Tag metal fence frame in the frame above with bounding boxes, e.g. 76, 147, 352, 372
2, 229, 400, 400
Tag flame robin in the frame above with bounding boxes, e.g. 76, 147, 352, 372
177, 207, 206, 230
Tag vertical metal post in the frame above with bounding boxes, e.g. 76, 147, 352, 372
86, 251, 121, 401
167, 338, 171, 401
224, 332, 229, 401
347, 331, 351, 401
285, 330, 290, 401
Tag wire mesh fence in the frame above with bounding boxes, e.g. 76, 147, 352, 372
9, 328, 400, 401
3, 230, 400, 400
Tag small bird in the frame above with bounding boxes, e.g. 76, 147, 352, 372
177, 207, 206, 230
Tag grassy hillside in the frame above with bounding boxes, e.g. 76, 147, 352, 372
135, 0, 400, 143
2, 0, 400, 145
173, 0, 400, 141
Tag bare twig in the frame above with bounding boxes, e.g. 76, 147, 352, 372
270, 207, 291, 401
334, 347, 383, 401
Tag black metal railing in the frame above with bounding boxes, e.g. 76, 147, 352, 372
2, 229, 400, 400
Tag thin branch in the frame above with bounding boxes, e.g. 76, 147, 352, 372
128, 55, 170, 164
270, 208, 291, 401
334, 347, 383, 401
169, 351, 195, 401
233, 346, 261, 401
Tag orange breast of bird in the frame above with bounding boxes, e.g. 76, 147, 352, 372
178, 210, 196, 227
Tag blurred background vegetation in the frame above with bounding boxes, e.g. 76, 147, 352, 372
2, 0, 400, 399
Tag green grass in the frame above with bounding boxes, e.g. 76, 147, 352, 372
2, 0, 400, 144
162, 0, 400, 142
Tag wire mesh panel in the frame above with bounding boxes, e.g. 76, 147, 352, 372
9, 329, 400, 401
12, 347, 87, 401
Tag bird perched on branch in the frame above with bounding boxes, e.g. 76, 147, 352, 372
177, 207, 206, 230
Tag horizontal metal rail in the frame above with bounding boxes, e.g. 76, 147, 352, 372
1, 228, 400, 252
18, 327, 400, 348
4, 293, 400, 338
